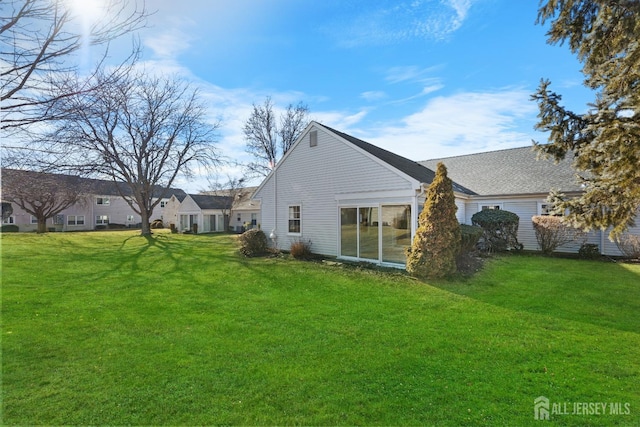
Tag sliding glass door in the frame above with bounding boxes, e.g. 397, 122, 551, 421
340, 204, 411, 264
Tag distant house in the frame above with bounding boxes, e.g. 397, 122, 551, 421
253, 121, 639, 266
1, 169, 186, 232
174, 194, 230, 233
166, 188, 261, 234
227, 187, 261, 232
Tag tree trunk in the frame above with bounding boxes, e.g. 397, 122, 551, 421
140, 210, 151, 236
37, 219, 47, 233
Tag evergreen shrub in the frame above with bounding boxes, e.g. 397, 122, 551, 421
406, 163, 461, 279
459, 224, 483, 254
471, 209, 522, 252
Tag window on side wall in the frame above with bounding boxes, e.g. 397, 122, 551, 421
288, 205, 301, 234
96, 197, 110, 205
96, 215, 109, 225
481, 204, 502, 211
68, 215, 85, 226
538, 203, 563, 216
3, 216, 15, 224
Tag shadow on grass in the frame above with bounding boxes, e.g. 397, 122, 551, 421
429, 253, 640, 333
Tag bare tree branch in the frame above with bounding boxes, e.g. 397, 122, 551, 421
242, 96, 309, 178
36, 69, 221, 236
1, 0, 148, 132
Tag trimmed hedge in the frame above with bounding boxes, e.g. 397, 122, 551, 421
0, 224, 19, 233
471, 209, 522, 252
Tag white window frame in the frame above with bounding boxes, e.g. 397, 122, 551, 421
3, 216, 15, 224
96, 215, 109, 225
67, 215, 85, 226
96, 197, 110, 206
480, 203, 503, 211
160, 200, 167, 208
126, 215, 135, 223
288, 205, 302, 235
538, 202, 563, 216
30, 215, 38, 224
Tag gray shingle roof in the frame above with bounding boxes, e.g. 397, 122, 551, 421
318, 123, 475, 194
420, 147, 584, 196
1, 168, 187, 199
189, 194, 231, 210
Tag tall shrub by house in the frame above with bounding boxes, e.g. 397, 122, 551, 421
406, 162, 461, 279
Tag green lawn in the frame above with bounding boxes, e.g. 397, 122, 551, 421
2, 231, 639, 425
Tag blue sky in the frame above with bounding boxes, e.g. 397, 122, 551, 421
79, 0, 592, 191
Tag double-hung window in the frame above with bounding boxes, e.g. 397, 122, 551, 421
96, 215, 109, 225
96, 197, 110, 205
288, 205, 301, 234
68, 215, 85, 226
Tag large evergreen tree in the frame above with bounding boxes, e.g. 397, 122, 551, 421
406, 162, 461, 279
532, 0, 640, 239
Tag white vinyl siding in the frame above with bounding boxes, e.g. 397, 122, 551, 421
255, 125, 418, 257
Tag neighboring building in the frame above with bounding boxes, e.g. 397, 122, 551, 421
228, 187, 261, 232
167, 188, 261, 234
174, 194, 229, 233
1, 169, 186, 232
253, 121, 639, 266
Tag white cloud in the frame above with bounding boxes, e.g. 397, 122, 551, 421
353, 88, 538, 161
361, 91, 387, 102
144, 27, 192, 59
332, 0, 478, 47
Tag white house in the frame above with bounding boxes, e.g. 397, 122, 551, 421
253, 121, 639, 266
164, 189, 262, 234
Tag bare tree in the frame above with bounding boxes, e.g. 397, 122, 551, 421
0, 0, 148, 134
40, 69, 220, 236
1, 169, 87, 233
243, 96, 309, 177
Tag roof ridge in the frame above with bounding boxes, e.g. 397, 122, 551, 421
420, 145, 536, 163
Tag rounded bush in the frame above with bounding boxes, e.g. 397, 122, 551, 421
239, 229, 268, 257
471, 209, 521, 252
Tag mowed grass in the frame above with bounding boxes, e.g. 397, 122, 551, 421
2, 231, 639, 426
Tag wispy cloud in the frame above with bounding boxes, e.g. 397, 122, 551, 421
144, 27, 193, 59
361, 91, 387, 102
384, 65, 443, 84
345, 88, 538, 161
330, 0, 478, 48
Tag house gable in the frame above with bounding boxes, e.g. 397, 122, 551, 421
254, 122, 425, 257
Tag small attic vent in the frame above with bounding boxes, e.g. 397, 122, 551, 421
309, 130, 318, 147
